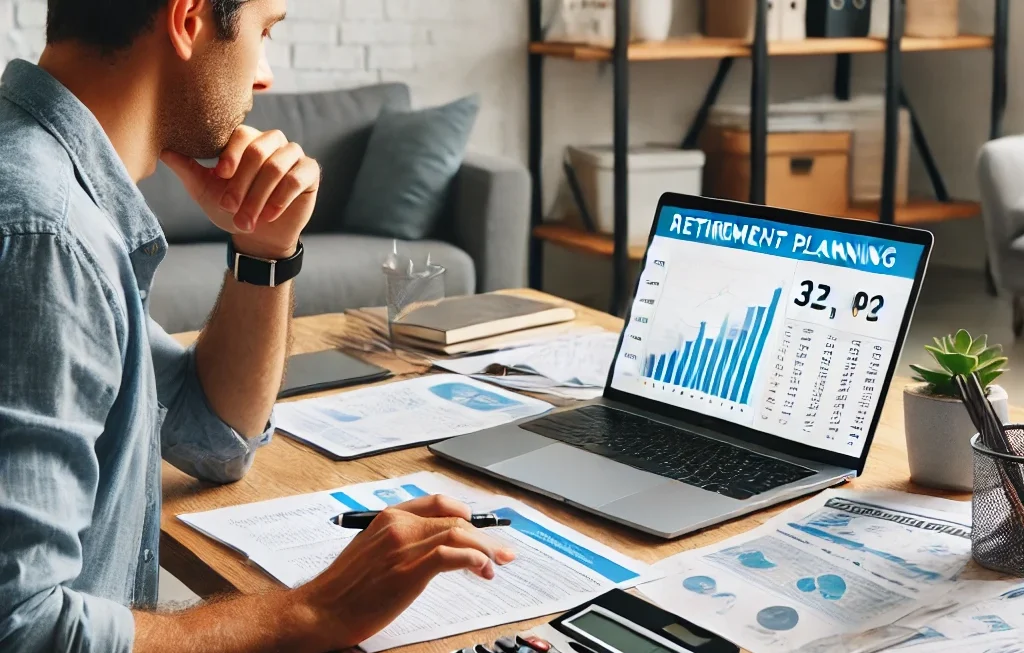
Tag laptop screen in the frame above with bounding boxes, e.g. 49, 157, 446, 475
610, 205, 927, 460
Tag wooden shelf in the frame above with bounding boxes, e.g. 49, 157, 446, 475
535, 200, 981, 259
529, 34, 994, 62
533, 223, 649, 260
844, 199, 980, 224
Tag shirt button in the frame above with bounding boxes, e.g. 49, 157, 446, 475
143, 549, 154, 563
140, 290, 148, 300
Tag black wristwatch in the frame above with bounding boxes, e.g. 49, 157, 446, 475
227, 240, 304, 287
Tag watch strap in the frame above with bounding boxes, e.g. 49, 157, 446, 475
227, 240, 304, 287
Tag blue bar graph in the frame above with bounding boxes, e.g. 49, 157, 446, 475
642, 287, 783, 406
654, 354, 666, 381
673, 342, 692, 385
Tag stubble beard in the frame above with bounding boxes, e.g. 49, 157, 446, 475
159, 51, 252, 160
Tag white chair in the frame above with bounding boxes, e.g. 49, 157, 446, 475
978, 135, 1024, 336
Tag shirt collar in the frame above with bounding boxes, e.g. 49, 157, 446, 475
0, 59, 165, 253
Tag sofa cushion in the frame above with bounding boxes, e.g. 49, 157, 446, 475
139, 83, 412, 244
342, 95, 480, 240
150, 234, 476, 334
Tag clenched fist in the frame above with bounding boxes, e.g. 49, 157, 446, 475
161, 125, 320, 260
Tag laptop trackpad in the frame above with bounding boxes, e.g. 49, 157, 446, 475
487, 442, 667, 509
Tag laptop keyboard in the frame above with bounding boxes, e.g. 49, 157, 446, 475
520, 405, 816, 501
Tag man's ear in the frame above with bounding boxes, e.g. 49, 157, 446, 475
166, 0, 208, 60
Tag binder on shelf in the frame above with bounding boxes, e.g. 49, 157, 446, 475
806, 0, 872, 38
780, 0, 808, 41
769, 0, 784, 41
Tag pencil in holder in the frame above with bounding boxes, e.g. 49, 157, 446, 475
972, 428, 1024, 576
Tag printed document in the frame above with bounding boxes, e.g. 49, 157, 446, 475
274, 374, 552, 459
638, 490, 976, 653
179, 472, 652, 652
875, 578, 1024, 652
432, 332, 618, 400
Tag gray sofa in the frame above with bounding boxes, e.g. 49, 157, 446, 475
138, 83, 530, 334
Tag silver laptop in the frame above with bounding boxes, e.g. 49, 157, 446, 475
431, 193, 933, 539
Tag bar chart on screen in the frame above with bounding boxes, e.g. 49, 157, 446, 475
641, 286, 782, 407
616, 240, 796, 425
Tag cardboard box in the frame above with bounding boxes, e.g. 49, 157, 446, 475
700, 128, 852, 217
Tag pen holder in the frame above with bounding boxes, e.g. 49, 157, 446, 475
971, 429, 1024, 576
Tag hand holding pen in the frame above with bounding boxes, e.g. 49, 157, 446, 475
333, 510, 512, 530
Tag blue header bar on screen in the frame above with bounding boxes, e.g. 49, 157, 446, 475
654, 207, 924, 279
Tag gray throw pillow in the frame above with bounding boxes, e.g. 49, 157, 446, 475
342, 95, 480, 240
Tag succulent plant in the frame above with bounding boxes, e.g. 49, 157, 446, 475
910, 329, 1008, 398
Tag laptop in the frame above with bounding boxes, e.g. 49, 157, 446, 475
430, 193, 933, 539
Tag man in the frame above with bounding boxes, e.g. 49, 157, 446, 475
0, 0, 515, 651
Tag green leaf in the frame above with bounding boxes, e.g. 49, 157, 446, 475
979, 368, 1006, 388
944, 335, 956, 352
925, 345, 946, 363
932, 337, 948, 352
909, 364, 954, 387
932, 351, 978, 375
953, 329, 972, 354
975, 356, 1009, 376
978, 345, 1005, 364
969, 334, 989, 355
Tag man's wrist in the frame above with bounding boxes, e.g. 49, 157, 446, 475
279, 589, 331, 653
231, 235, 298, 261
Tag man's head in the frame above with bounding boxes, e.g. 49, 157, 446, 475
46, 0, 285, 159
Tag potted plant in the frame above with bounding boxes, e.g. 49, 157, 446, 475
905, 330, 1010, 491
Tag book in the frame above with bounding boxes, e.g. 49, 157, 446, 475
389, 294, 576, 345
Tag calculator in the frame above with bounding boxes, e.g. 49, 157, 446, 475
449, 589, 738, 653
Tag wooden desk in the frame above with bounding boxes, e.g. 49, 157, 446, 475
161, 290, 1020, 653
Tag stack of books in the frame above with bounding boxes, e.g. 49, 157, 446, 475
347, 293, 579, 356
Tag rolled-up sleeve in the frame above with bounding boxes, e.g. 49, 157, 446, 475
0, 233, 134, 652
148, 319, 274, 484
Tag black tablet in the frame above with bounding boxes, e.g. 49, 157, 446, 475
278, 350, 391, 399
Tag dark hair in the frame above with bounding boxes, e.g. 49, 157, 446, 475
46, 0, 246, 52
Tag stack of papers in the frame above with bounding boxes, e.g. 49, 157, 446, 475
274, 374, 552, 460
432, 332, 620, 401
638, 490, 985, 653
178, 472, 654, 652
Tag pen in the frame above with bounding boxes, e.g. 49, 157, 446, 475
331, 510, 512, 530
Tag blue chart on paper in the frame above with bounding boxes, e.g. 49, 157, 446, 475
756, 606, 800, 631
642, 287, 782, 406
428, 382, 522, 412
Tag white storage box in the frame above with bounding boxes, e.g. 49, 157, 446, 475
567, 145, 705, 247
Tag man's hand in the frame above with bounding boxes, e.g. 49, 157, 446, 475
161, 126, 320, 260
297, 494, 517, 651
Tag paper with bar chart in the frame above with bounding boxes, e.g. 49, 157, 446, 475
612, 208, 926, 457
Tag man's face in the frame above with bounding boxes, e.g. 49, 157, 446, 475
161, 0, 284, 159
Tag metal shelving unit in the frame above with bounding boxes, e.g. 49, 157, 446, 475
527, 0, 1009, 316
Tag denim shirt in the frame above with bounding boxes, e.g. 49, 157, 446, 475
0, 60, 274, 652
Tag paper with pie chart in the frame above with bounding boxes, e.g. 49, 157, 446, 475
638, 489, 975, 653
274, 374, 552, 459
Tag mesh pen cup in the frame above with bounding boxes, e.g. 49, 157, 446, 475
971, 430, 1024, 576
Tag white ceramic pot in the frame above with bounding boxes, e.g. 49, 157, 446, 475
904, 383, 1010, 492
632, 0, 674, 42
